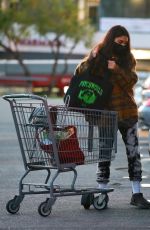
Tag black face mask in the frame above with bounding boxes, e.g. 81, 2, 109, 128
113, 42, 128, 55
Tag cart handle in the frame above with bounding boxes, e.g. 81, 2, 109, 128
2, 94, 46, 102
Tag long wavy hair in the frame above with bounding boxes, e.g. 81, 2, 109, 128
78, 25, 136, 77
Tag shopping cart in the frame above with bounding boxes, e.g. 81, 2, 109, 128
3, 94, 118, 217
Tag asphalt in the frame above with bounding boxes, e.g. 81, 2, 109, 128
0, 97, 150, 230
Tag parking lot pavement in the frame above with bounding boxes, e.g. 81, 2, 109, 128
0, 97, 150, 229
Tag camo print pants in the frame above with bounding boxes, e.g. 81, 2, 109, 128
96, 122, 142, 183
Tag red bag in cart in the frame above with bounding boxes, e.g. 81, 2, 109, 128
38, 125, 85, 165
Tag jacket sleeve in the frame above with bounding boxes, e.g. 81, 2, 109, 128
112, 66, 138, 89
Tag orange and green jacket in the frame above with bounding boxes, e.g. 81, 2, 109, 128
109, 67, 138, 122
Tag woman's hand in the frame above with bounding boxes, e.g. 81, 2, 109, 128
90, 45, 99, 58
108, 60, 119, 72
92, 46, 99, 57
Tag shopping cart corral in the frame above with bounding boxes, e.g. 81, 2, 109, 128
3, 94, 118, 217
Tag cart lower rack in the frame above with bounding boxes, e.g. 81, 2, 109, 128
3, 94, 117, 217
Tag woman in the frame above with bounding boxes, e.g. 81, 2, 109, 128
75, 25, 150, 209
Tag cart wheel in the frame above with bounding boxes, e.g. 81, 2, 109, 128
38, 201, 52, 217
81, 193, 94, 210
93, 194, 109, 210
6, 199, 20, 214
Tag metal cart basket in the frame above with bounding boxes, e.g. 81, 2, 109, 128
3, 94, 118, 217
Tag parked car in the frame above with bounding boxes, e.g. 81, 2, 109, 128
142, 76, 150, 89
142, 89, 150, 101
134, 84, 143, 107
0, 74, 72, 96
138, 99, 150, 130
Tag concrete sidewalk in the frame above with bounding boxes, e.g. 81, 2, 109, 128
0, 97, 150, 230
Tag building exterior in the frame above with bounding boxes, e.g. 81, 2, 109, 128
0, 0, 150, 93
78, 0, 150, 71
